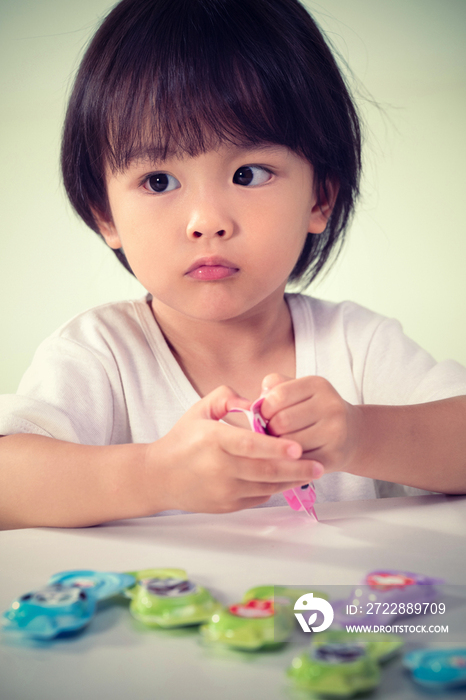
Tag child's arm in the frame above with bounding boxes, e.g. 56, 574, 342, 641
0, 385, 322, 530
260, 374, 466, 494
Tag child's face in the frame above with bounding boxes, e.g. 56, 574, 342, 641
97, 143, 330, 323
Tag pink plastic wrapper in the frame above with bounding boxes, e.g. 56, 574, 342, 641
229, 397, 317, 520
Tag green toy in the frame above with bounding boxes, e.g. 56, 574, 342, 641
201, 585, 328, 651
124, 568, 220, 628
288, 630, 404, 697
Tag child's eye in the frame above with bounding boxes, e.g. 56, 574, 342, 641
144, 172, 180, 193
232, 165, 272, 187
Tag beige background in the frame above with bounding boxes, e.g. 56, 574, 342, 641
1, 0, 465, 394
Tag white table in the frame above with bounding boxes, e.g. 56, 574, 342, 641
1, 495, 466, 700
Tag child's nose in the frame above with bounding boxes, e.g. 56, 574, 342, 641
185, 199, 234, 241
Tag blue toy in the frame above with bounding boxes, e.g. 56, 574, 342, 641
48, 569, 135, 600
404, 648, 466, 690
2, 583, 96, 640
2, 569, 135, 639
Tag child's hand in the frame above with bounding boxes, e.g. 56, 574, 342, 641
146, 385, 324, 514
260, 374, 360, 473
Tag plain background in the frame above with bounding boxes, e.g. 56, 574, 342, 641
1, 0, 465, 394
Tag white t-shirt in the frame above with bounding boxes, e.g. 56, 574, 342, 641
1, 293, 466, 511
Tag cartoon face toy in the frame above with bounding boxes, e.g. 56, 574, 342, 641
288, 630, 403, 697
47, 569, 135, 600
332, 570, 443, 626
313, 643, 367, 665
366, 572, 416, 590
404, 648, 466, 689
1, 583, 96, 639
124, 568, 219, 628
229, 599, 274, 618
140, 577, 197, 597
200, 586, 324, 651
25, 584, 84, 607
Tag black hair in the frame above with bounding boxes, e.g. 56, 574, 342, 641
61, 0, 361, 287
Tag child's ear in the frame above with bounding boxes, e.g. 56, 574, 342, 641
92, 209, 122, 250
308, 180, 339, 234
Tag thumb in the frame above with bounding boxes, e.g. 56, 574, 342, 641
261, 372, 292, 396
190, 385, 251, 422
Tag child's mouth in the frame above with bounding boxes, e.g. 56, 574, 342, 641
185, 257, 239, 281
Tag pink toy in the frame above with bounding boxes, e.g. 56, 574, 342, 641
229, 397, 317, 520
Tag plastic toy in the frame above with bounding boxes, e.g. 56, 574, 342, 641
1, 583, 97, 640
2, 568, 135, 640
200, 585, 327, 650
201, 594, 293, 650
332, 570, 443, 626
403, 648, 466, 690
242, 584, 328, 607
124, 568, 220, 627
229, 396, 317, 519
48, 569, 135, 600
288, 630, 403, 697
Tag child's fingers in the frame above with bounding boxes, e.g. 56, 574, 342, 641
215, 495, 273, 513
261, 372, 292, 395
190, 384, 251, 421
266, 397, 317, 437
234, 455, 324, 484
263, 375, 337, 415
227, 474, 321, 511
266, 394, 345, 439
218, 422, 302, 461
261, 376, 321, 420
242, 477, 320, 495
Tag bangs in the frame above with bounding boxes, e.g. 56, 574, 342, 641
107, 63, 287, 171
100, 0, 311, 170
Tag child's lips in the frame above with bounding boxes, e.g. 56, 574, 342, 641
185, 256, 240, 281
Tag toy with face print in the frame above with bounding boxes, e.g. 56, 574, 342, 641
2, 584, 96, 640
48, 569, 135, 600
288, 630, 403, 697
332, 570, 444, 626
200, 584, 327, 650
2, 569, 135, 639
404, 648, 466, 690
124, 568, 220, 627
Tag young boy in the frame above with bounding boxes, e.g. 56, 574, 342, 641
1, 0, 466, 530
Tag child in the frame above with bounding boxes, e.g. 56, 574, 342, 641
1, 0, 465, 529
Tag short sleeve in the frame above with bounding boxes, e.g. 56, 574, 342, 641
0, 336, 116, 444
360, 317, 466, 405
